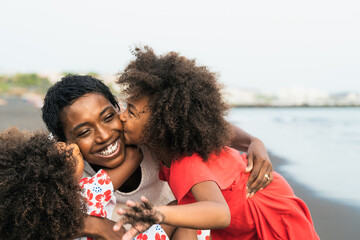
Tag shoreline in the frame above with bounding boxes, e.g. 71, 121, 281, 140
1, 97, 360, 239
269, 152, 360, 240
231, 105, 360, 108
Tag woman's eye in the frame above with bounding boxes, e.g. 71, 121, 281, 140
104, 113, 115, 121
77, 129, 90, 137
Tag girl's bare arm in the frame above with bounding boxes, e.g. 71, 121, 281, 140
158, 181, 230, 229
103, 146, 143, 190
114, 181, 230, 240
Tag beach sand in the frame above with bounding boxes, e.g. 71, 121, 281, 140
1, 97, 359, 239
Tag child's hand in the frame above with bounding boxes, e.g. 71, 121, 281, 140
113, 196, 165, 240
55, 141, 67, 152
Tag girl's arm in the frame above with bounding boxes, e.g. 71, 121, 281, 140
103, 146, 143, 190
230, 124, 273, 197
114, 181, 230, 240
158, 181, 230, 229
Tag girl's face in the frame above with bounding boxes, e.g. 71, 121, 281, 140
61, 93, 126, 168
119, 96, 151, 145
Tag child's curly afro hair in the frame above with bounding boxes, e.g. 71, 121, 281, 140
0, 127, 86, 240
117, 46, 233, 162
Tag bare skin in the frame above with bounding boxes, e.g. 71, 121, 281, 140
114, 181, 231, 240
230, 125, 273, 197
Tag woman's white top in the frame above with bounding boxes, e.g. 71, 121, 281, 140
82, 147, 175, 221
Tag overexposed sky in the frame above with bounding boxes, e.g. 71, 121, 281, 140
0, 0, 359, 93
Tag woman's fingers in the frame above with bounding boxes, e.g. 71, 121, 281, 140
245, 156, 254, 173
246, 155, 273, 198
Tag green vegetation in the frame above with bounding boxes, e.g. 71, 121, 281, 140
0, 73, 51, 95
0, 72, 120, 97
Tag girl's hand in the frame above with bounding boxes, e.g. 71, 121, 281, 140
245, 138, 273, 198
113, 196, 164, 240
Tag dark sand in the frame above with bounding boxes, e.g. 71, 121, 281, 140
0, 97, 46, 131
1, 97, 360, 239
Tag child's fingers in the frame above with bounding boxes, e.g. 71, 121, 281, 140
122, 227, 141, 240
126, 199, 136, 207
117, 208, 126, 215
126, 200, 144, 213
55, 141, 66, 151
113, 218, 126, 232
141, 196, 153, 209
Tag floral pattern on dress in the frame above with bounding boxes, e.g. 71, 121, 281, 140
133, 224, 168, 240
132, 225, 210, 240
197, 229, 211, 240
78, 169, 116, 240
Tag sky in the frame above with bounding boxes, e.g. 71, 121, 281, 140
0, 0, 359, 93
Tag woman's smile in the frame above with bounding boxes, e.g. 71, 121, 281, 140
96, 138, 121, 158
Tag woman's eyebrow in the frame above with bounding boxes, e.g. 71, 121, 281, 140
99, 106, 112, 116
72, 122, 88, 132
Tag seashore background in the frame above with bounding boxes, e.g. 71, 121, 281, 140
1, 96, 360, 240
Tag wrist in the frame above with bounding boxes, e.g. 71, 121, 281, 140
83, 215, 107, 237
155, 205, 167, 224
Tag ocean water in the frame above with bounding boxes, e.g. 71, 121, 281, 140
229, 107, 360, 207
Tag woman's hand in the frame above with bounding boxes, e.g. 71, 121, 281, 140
245, 137, 273, 198
113, 196, 164, 240
229, 124, 273, 198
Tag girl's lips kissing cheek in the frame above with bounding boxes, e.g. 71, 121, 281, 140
96, 139, 121, 158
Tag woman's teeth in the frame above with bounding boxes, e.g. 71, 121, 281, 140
99, 141, 118, 156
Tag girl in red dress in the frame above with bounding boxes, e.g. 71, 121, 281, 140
113, 46, 319, 240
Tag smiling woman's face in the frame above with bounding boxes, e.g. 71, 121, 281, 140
61, 93, 125, 168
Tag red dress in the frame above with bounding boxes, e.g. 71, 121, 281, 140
159, 147, 319, 240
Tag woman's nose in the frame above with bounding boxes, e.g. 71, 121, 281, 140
95, 126, 112, 143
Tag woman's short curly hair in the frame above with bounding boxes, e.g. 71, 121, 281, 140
117, 46, 233, 161
0, 127, 86, 240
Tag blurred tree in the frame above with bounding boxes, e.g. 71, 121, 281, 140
0, 73, 51, 94
87, 72, 99, 77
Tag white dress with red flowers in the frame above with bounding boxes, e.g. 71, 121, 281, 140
79, 169, 116, 219
77, 169, 116, 240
